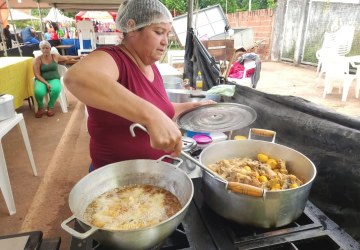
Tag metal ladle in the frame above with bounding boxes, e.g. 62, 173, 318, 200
129, 123, 265, 197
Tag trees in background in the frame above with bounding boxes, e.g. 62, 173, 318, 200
237, 0, 277, 11
161, 0, 277, 16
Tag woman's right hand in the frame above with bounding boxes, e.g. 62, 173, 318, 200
145, 115, 183, 157
46, 83, 51, 91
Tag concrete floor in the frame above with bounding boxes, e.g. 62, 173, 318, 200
0, 61, 358, 250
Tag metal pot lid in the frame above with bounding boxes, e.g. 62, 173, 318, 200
176, 103, 257, 132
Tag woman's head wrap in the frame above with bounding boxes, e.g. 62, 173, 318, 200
116, 0, 173, 33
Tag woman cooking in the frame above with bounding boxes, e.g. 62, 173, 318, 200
64, 0, 214, 171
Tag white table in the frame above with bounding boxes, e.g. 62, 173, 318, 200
0, 113, 37, 215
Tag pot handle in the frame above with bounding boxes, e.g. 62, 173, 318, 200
61, 215, 98, 239
226, 182, 265, 198
158, 155, 183, 169
248, 128, 276, 143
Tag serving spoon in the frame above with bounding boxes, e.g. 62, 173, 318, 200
129, 123, 265, 198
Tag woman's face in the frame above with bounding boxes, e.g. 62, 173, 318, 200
131, 22, 172, 64
40, 45, 51, 55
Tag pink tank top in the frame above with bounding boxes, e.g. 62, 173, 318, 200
87, 46, 175, 169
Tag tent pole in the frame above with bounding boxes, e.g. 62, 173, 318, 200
187, 0, 193, 30
37, 1, 45, 40
5, 0, 22, 56
0, 21, 8, 56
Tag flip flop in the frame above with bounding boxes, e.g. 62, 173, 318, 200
35, 109, 45, 118
47, 108, 55, 117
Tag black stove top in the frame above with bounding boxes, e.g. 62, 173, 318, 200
70, 178, 360, 250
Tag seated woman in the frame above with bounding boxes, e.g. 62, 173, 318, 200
33, 40, 82, 118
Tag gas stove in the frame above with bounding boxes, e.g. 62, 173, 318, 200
70, 178, 360, 250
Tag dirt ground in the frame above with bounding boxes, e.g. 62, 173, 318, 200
0, 61, 358, 250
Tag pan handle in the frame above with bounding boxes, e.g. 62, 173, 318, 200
129, 123, 147, 136
130, 124, 184, 168
61, 215, 98, 239
248, 128, 276, 143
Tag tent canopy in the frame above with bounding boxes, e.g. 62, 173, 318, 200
75, 11, 116, 22
8, 9, 39, 20
35, 0, 120, 11
43, 7, 74, 22
0, 0, 50, 9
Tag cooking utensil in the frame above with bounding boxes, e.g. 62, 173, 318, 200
61, 157, 193, 250
176, 103, 257, 132
130, 123, 264, 197
199, 128, 317, 228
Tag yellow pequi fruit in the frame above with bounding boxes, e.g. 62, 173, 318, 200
243, 165, 252, 172
271, 183, 281, 191
257, 153, 269, 163
258, 175, 268, 183
267, 158, 278, 169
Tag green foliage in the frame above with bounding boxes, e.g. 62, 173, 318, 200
237, 0, 277, 10
30, 9, 49, 18
161, 0, 239, 14
198, 0, 238, 13
11, 20, 40, 31
161, 0, 188, 15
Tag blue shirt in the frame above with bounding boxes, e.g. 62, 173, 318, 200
21, 27, 35, 43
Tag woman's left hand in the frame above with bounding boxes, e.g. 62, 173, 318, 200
198, 99, 217, 106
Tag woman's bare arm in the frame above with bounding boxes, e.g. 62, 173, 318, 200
64, 50, 182, 155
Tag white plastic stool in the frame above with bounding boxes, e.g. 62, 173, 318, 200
0, 113, 37, 215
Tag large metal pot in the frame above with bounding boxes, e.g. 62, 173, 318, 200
199, 136, 317, 228
61, 157, 194, 249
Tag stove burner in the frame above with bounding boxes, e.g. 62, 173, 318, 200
69, 178, 360, 250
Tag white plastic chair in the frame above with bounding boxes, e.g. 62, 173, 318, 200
33, 64, 69, 113
77, 21, 96, 56
321, 55, 354, 102
33, 47, 59, 58
11, 40, 19, 48
167, 50, 185, 66
316, 26, 355, 81
316, 32, 337, 78
0, 113, 37, 215
349, 57, 360, 99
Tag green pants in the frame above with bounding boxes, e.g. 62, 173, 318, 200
34, 79, 61, 109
